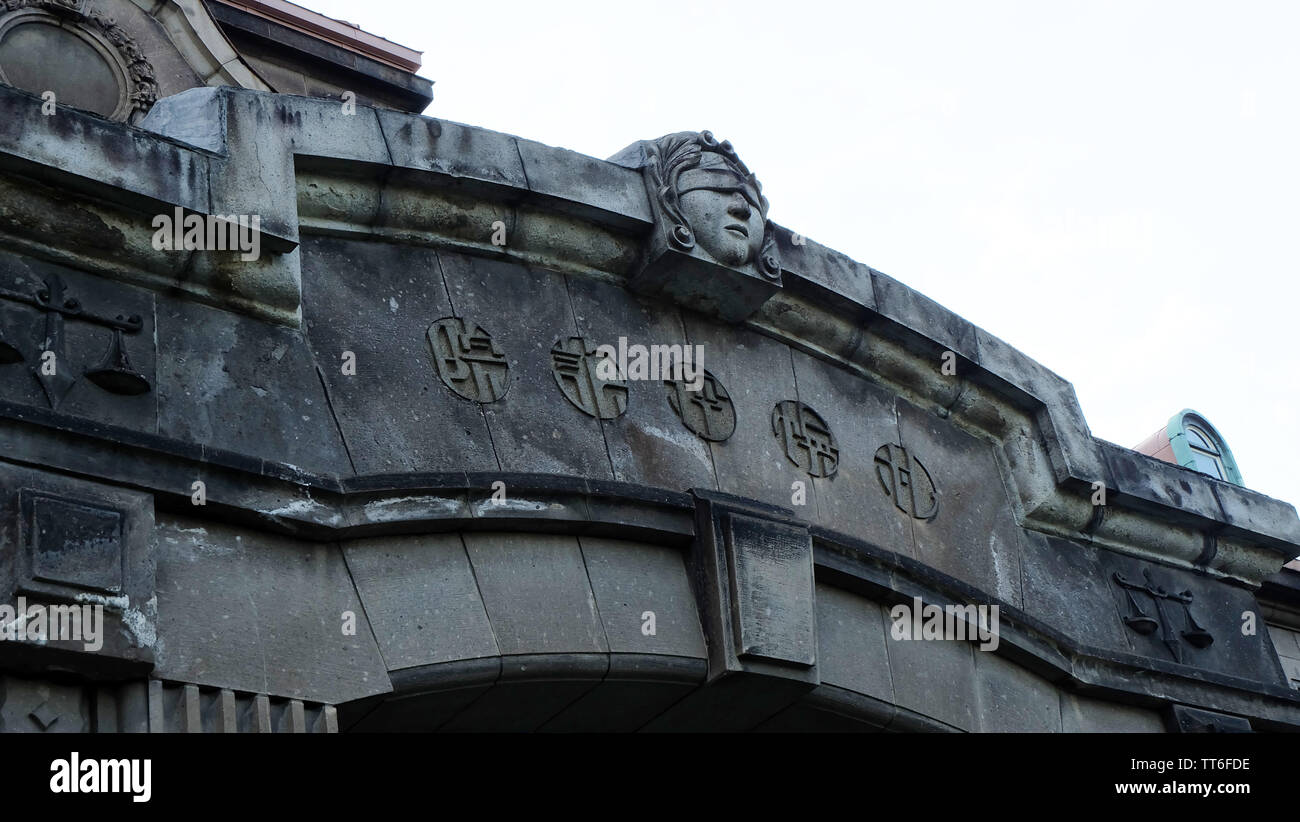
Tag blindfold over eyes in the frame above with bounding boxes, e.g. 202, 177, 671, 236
675, 168, 765, 211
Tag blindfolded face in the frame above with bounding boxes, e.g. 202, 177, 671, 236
675, 158, 766, 268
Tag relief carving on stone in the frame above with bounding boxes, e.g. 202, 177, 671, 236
772, 400, 838, 478
551, 336, 628, 419
1114, 568, 1214, 664
611, 130, 783, 322
0, 0, 159, 123
0, 270, 151, 407
874, 443, 939, 520
427, 317, 509, 403
665, 368, 735, 442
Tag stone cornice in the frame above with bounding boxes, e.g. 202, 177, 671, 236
0, 83, 1295, 590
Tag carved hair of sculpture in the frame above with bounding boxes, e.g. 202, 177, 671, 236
645, 130, 780, 279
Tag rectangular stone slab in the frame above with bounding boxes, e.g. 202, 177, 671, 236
436, 251, 615, 479
791, 349, 913, 557
152, 514, 390, 705
342, 533, 499, 671
461, 532, 608, 655
300, 235, 498, 475
566, 277, 717, 493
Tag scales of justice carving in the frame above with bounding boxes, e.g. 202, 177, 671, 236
0, 271, 150, 407
427, 317, 509, 402
1113, 568, 1213, 663
772, 401, 838, 478
874, 443, 939, 520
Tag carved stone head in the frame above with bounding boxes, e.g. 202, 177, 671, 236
646, 131, 780, 277
611, 130, 783, 322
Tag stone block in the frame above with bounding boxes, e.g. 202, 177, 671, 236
682, 316, 813, 512
974, 649, 1062, 732
155, 293, 352, 477
883, 601, 978, 731
814, 584, 894, 703
1018, 531, 1132, 652
152, 515, 390, 705
517, 138, 650, 229
565, 276, 717, 492
791, 349, 912, 556
897, 398, 1023, 607
578, 536, 706, 659
462, 532, 607, 655
379, 110, 528, 190
1100, 550, 1289, 685
300, 235, 498, 475
1060, 692, 1165, 732
342, 534, 499, 670
436, 251, 615, 479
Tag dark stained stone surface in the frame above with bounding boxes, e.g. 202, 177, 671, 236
436, 251, 615, 479
301, 235, 497, 475
342, 534, 499, 670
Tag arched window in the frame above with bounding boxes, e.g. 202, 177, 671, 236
1168, 411, 1243, 486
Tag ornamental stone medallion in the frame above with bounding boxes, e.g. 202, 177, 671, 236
610, 130, 783, 322
874, 443, 939, 520
551, 336, 628, 419
665, 368, 735, 442
427, 317, 509, 402
772, 400, 838, 478
0, 0, 158, 123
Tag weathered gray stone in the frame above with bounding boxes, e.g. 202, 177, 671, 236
1213, 480, 1300, 550
897, 398, 1024, 607
0, 675, 88, 733
1060, 692, 1165, 732
683, 317, 813, 512
791, 349, 912, 556
611, 131, 782, 322
774, 227, 877, 316
0, 254, 157, 432
155, 295, 352, 477
1100, 439, 1224, 526
436, 251, 615, 479
814, 585, 894, 703
462, 532, 607, 655
1018, 531, 1132, 652
0, 463, 155, 674
153, 514, 390, 705
883, 601, 978, 731
518, 137, 650, 229
565, 276, 717, 491
377, 110, 528, 190
539, 654, 705, 732
439, 654, 606, 731
300, 235, 498, 475
578, 537, 707, 659
342, 534, 499, 670
1100, 550, 1288, 684
975, 649, 1062, 732
871, 269, 978, 363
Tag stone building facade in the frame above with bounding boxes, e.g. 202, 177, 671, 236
0, 0, 1298, 732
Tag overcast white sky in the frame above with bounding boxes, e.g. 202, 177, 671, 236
304, 0, 1299, 508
